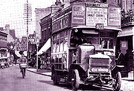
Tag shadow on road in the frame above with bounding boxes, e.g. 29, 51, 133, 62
38, 80, 72, 90
38, 80, 113, 91
38, 80, 52, 85
16, 77, 27, 79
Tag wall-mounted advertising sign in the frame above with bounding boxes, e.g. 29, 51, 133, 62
52, 14, 71, 33
108, 6, 121, 28
86, 6, 107, 27
72, 3, 85, 26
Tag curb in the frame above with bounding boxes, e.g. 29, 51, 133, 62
27, 69, 51, 77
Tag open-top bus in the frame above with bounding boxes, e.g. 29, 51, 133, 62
51, 2, 121, 91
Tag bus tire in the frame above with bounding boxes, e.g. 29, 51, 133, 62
72, 69, 80, 90
113, 72, 121, 91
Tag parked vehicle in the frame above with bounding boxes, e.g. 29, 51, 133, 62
0, 48, 9, 69
51, 2, 122, 91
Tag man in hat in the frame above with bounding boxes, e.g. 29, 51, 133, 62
18, 51, 27, 78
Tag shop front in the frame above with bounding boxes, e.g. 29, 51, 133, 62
37, 38, 51, 69
117, 26, 134, 75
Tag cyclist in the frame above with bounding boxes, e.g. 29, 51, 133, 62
18, 51, 27, 78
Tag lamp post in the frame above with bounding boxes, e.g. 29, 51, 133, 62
36, 37, 39, 71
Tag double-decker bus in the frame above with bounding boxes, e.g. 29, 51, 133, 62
51, 2, 121, 90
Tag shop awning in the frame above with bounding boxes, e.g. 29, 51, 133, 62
37, 38, 51, 55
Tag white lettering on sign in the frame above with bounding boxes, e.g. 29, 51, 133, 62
52, 14, 71, 33
86, 7, 107, 27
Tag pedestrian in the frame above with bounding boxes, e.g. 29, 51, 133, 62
38, 57, 41, 69
18, 51, 27, 78
125, 50, 129, 70
116, 50, 124, 65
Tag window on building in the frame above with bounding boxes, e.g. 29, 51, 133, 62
102, 0, 107, 3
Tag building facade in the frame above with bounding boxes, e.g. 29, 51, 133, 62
35, 8, 52, 39
113, 0, 134, 73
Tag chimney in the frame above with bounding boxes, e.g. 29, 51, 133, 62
55, 0, 62, 6
62, 0, 70, 8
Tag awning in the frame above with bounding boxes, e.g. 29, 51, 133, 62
37, 38, 51, 55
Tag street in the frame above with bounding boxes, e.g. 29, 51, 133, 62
0, 65, 134, 91
0, 65, 72, 91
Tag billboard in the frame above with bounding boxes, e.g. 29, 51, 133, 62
108, 6, 121, 28
86, 3, 108, 27
86, 7, 107, 27
72, 3, 85, 26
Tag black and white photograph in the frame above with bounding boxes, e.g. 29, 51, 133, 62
0, 0, 134, 91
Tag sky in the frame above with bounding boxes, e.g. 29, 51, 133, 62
0, 0, 56, 38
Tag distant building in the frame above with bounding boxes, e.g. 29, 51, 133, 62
35, 0, 63, 39
35, 8, 51, 39
5, 24, 16, 43
0, 28, 7, 48
28, 32, 36, 58
0, 27, 4, 31
9, 29, 16, 39
111, 0, 134, 72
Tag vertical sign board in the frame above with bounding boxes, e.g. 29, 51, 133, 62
120, 41, 128, 55
121, 41, 128, 49
108, 6, 121, 28
86, 3, 108, 27
21, 37, 27, 51
72, 3, 86, 26
15, 37, 27, 51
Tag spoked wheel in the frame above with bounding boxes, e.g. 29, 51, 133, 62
113, 72, 121, 91
72, 69, 80, 91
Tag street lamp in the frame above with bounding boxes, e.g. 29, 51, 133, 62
36, 37, 40, 71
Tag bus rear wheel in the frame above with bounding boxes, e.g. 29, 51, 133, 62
52, 69, 59, 85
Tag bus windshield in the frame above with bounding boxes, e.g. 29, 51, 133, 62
70, 30, 115, 50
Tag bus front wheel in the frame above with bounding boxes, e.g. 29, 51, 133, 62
113, 72, 121, 91
72, 69, 80, 90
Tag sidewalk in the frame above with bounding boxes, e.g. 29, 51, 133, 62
122, 71, 134, 81
27, 67, 51, 77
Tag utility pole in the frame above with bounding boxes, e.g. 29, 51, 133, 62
26, 0, 29, 58
24, 0, 32, 58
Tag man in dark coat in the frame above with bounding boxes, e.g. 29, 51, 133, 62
116, 50, 125, 65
